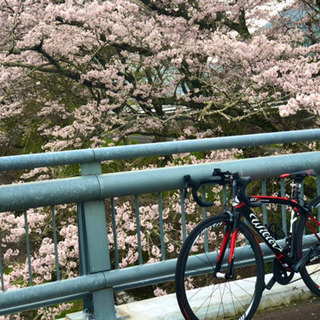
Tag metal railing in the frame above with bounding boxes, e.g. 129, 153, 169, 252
0, 129, 320, 319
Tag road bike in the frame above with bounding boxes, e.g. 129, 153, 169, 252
175, 168, 320, 319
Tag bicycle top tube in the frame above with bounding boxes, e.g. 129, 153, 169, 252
247, 195, 307, 212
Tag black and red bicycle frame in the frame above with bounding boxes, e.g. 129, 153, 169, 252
185, 169, 320, 280
215, 195, 320, 279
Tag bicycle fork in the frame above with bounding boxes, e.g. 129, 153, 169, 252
214, 212, 240, 280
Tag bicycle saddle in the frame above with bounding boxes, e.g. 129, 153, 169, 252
280, 169, 316, 180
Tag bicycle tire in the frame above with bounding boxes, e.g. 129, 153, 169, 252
297, 195, 320, 296
175, 214, 265, 320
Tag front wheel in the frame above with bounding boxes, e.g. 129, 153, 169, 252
175, 214, 265, 320
297, 195, 320, 296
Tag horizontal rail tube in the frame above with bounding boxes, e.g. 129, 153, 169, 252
1, 151, 320, 212
0, 241, 276, 312
0, 273, 106, 310
0, 293, 90, 316
1, 129, 320, 172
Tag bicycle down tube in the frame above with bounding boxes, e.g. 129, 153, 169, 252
237, 199, 295, 268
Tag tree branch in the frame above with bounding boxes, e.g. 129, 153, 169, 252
137, 0, 251, 38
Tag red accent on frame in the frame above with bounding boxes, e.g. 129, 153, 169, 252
306, 219, 320, 241
236, 202, 245, 208
250, 195, 289, 201
217, 229, 231, 262
229, 228, 238, 263
307, 169, 313, 176
280, 173, 290, 178
290, 199, 300, 212
307, 214, 320, 226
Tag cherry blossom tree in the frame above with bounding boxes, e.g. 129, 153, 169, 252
0, 1, 320, 318
0, 0, 319, 154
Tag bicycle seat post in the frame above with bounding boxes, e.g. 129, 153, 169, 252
292, 178, 302, 203
280, 169, 316, 203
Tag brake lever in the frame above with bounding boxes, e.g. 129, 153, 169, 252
183, 175, 214, 207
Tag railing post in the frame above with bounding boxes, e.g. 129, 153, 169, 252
78, 162, 116, 320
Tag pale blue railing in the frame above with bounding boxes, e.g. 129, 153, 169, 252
0, 129, 320, 319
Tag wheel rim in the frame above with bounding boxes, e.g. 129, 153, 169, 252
299, 204, 320, 294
